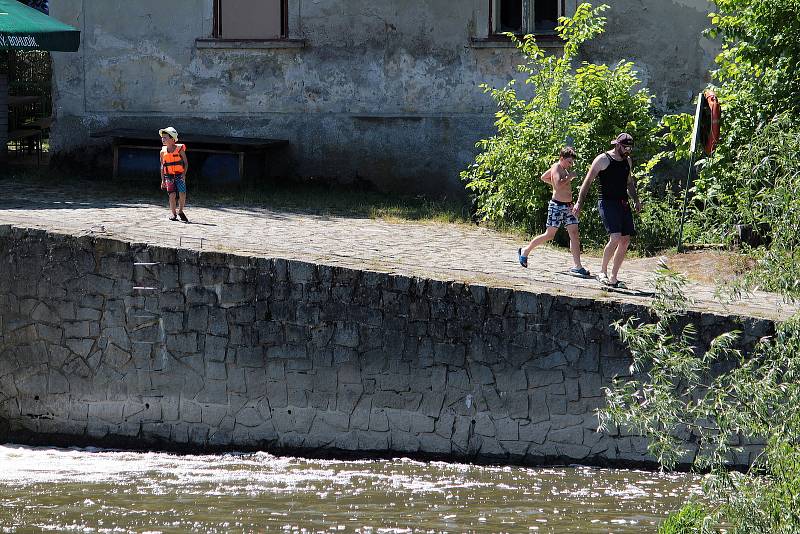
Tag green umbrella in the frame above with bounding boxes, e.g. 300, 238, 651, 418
0, 0, 79, 52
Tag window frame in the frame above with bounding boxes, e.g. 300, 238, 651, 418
212, 0, 289, 40
488, 0, 566, 37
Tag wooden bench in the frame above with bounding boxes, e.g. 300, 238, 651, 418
91, 129, 289, 185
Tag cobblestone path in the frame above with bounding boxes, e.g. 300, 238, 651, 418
0, 181, 792, 321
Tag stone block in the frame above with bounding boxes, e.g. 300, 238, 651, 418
410, 413, 435, 434
467, 362, 494, 385
488, 288, 511, 315
207, 309, 229, 336
433, 343, 465, 367
181, 400, 202, 423
204, 335, 228, 362
17, 373, 47, 395
89, 401, 124, 424
105, 343, 132, 370
288, 260, 316, 284
554, 443, 592, 460
536, 351, 567, 369
195, 380, 227, 404
35, 324, 63, 345
225, 366, 246, 394
333, 322, 359, 348
504, 391, 529, 420
514, 292, 539, 315
157, 291, 184, 311
358, 431, 389, 451
369, 410, 389, 432
526, 368, 563, 388
419, 433, 452, 454
578, 374, 603, 398
474, 413, 496, 437
419, 391, 445, 418
185, 286, 215, 306
266, 381, 288, 408
219, 283, 254, 307
288, 388, 308, 407
496, 418, 520, 442
46, 371, 69, 394
480, 386, 505, 415
391, 431, 420, 452
235, 406, 264, 427
379, 372, 410, 392
63, 320, 98, 339
478, 437, 506, 457
495, 369, 527, 392
236, 347, 265, 368
337, 383, 364, 414
166, 333, 197, 354
446, 368, 470, 391
205, 360, 227, 380
228, 305, 256, 325
528, 391, 549, 424
183, 306, 208, 332
500, 440, 530, 458
31, 302, 59, 324
157, 311, 182, 334
201, 404, 228, 427
266, 360, 285, 381
565, 378, 580, 402
519, 422, 550, 444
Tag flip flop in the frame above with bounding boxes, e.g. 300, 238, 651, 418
178, 211, 189, 223
600, 277, 628, 289
517, 248, 528, 268
169, 215, 178, 221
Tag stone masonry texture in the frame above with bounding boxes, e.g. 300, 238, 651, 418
0, 227, 773, 467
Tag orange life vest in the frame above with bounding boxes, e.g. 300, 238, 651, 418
161, 144, 186, 175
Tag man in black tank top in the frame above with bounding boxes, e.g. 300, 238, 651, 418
573, 133, 642, 288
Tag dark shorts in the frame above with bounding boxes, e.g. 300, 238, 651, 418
164, 174, 186, 194
546, 199, 579, 228
598, 198, 636, 236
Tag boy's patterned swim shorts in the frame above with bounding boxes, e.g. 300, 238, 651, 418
546, 199, 579, 228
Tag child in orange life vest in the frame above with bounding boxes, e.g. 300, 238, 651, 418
159, 127, 189, 222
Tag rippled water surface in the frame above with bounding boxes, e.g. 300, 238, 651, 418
0, 444, 700, 533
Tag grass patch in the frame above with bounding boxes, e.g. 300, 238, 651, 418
1, 167, 472, 224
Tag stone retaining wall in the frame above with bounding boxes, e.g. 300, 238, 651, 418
0, 227, 773, 466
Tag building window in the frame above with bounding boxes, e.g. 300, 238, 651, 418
489, 0, 564, 36
213, 0, 287, 39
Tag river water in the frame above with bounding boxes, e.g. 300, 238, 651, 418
0, 444, 700, 533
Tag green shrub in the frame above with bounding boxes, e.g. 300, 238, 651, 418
462, 3, 666, 250
601, 265, 800, 532
657, 502, 708, 534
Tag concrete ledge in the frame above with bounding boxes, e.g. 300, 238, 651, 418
469, 37, 564, 50
195, 38, 306, 50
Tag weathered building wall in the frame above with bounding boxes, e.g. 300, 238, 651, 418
48, 1, 716, 194
0, 227, 769, 466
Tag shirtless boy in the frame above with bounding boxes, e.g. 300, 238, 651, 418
517, 147, 589, 277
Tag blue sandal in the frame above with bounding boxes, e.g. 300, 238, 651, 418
517, 248, 528, 268
569, 267, 591, 277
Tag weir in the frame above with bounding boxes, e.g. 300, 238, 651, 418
0, 226, 774, 467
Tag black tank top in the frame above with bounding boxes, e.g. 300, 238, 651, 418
597, 153, 630, 200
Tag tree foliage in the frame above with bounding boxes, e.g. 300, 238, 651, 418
601, 267, 800, 533
685, 0, 800, 247
461, 3, 665, 248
